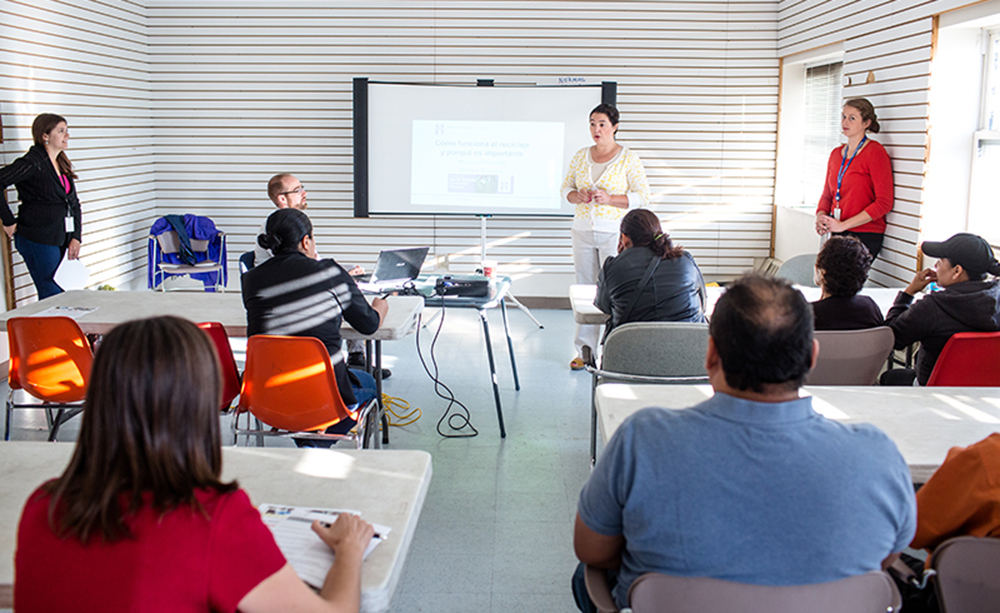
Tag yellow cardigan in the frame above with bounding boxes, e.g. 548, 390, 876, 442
561, 145, 650, 232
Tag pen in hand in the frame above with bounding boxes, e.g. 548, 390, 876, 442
320, 521, 385, 540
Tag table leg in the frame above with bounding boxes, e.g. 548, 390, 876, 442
499, 298, 520, 391
365, 339, 387, 449
377, 340, 388, 445
590, 375, 598, 468
479, 309, 507, 438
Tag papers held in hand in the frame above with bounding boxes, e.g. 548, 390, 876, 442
258, 503, 390, 588
53, 254, 90, 291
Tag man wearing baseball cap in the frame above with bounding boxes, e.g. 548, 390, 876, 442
883, 233, 1000, 385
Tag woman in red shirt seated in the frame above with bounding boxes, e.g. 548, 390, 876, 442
15, 316, 373, 613
814, 98, 894, 260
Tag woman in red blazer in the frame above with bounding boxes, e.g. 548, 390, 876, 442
814, 98, 894, 260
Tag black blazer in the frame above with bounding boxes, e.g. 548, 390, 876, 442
241, 252, 381, 405
0, 145, 82, 246
595, 246, 707, 336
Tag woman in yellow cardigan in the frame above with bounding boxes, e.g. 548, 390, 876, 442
561, 103, 650, 370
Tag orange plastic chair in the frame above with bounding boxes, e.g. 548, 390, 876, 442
6, 317, 94, 441
926, 331, 1000, 387
234, 335, 375, 448
197, 322, 241, 411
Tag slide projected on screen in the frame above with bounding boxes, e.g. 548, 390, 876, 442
410, 120, 564, 211
357, 81, 608, 216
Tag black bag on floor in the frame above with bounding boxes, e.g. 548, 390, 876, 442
887, 552, 939, 613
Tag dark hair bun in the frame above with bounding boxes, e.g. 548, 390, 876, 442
257, 233, 281, 251
868, 119, 880, 134
262, 208, 312, 255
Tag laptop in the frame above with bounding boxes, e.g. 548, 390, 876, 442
355, 247, 429, 293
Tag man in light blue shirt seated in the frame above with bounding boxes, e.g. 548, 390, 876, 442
572, 274, 917, 612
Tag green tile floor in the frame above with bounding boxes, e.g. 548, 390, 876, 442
6, 306, 595, 612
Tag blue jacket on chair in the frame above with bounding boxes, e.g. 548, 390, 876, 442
148, 214, 227, 291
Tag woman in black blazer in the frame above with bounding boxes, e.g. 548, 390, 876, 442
0, 113, 83, 299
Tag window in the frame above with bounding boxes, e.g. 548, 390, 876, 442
774, 45, 844, 261
802, 62, 844, 208
969, 29, 1000, 245
774, 45, 844, 212
925, 2, 1000, 247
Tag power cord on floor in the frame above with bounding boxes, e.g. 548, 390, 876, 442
415, 302, 479, 438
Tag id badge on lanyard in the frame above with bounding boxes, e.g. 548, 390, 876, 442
65, 215, 75, 232
834, 135, 866, 222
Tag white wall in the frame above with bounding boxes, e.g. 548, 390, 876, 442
773, 205, 821, 261
143, 0, 782, 296
5, 1, 988, 300
0, 0, 153, 305
923, 24, 982, 242
777, 0, 981, 286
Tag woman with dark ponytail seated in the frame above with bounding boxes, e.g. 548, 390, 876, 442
242, 209, 388, 439
594, 208, 707, 340
15, 316, 374, 612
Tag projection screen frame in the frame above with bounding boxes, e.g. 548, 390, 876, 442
353, 78, 618, 218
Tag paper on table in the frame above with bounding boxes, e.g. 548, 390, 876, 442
258, 503, 391, 589
53, 255, 90, 290
31, 305, 97, 320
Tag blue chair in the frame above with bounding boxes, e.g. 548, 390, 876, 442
148, 215, 227, 292
239, 251, 255, 274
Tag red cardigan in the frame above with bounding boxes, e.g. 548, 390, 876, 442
816, 140, 894, 234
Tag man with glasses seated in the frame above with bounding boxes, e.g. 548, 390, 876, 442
253, 174, 309, 266
253, 174, 387, 377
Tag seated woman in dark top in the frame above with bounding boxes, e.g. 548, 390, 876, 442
594, 208, 706, 339
812, 235, 884, 330
242, 208, 388, 420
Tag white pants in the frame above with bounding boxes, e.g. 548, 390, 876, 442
572, 227, 618, 357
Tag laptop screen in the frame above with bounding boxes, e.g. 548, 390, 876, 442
370, 247, 430, 283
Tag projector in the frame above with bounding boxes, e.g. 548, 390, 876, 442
435, 275, 490, 297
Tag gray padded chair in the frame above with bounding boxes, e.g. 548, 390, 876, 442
621, 570, 901, 613
586, 322, 709, 465
585, 565, 621, 613
806, 327, 894, 386
930, 536, 1000, 612
775, 253, 818, 287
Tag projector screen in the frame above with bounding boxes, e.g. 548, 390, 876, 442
354, 80, 613, 217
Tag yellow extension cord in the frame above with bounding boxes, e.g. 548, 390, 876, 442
381, 392, 422, 427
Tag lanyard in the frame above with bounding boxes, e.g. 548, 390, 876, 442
835, 135, 867, 205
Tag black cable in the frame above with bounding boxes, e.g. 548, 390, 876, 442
414, 300, 478, 438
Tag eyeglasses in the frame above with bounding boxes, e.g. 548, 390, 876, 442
280, 185, 305, 196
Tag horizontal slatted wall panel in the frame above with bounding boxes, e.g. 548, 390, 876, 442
146, 0, 779, 296
0, 0, 152, 305
777, 0, 971, 286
